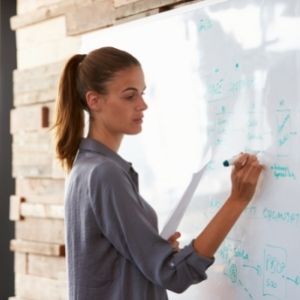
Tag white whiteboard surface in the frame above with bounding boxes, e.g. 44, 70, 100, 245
80, 0, 300, 299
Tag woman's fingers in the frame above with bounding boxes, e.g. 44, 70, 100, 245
233, 152, 261, 169
168, 232, 181, 251
231, 154, 264, 202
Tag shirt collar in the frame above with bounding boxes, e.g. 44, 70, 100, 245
79, 137, 132, 173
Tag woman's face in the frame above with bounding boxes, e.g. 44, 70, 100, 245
96, 66, 148, 137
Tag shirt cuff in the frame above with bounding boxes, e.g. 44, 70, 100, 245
171, 242, 215, 276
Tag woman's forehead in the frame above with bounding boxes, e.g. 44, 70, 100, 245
106, 66, 145, 91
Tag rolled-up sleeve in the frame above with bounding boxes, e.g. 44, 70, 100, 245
88, 161, 214, 293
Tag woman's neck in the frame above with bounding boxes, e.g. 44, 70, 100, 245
88, 127, 123, 153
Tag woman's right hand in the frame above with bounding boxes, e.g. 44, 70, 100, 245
193, 153, 264, 258
229, 153, 264, 204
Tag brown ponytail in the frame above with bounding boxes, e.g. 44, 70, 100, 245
54, 47, 141, 171
54, 54, 86, 171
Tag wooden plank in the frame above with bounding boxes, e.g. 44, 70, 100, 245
17, 0, 64, 15
16, 218, 65, 244
13, 62, 62, 93
10, 239, 65, 256
13, 131, 53, 153
10, 195, 25, 221
17, 0, 37, 14
20, 202, 64, 219
12, 150, 54, 178
12, 0, 197, 33
16, 178, 65, 200
115, 0, 189, 19
15, 0, 108, 27
28, 254, 66, 280
13, 150, 53, 166
14, 89, 57, 107
13, 74, 59, 94
114, 0, 138, 8
11, 0, 73, 30
171, 0, 202, 9
16, 195, 64, 205
115, 8, 159, 25
66, 0, 115, 35
52, 157, 66, 179
16, 17, 80, 69
15, 274, 67, 300
16, 17, 66, 48
13, 160, 65, 179
10, 103, 53, 133
13, 61, 64, 106
14, 252, 28, 274
11, 133, 66, 178
12, 130, 66, 178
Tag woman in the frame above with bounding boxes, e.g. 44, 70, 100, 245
54, 46, 263, 300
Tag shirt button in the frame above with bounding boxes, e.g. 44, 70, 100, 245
169, 262, 175, 268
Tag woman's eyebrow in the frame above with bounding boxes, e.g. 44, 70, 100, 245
121, 87, 137, 93
121, 86, 146, 93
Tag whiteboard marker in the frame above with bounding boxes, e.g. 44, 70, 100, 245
223, 154, 240, 167
223, 151, 260, 167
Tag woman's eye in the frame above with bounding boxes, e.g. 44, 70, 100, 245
125, 94, 135, 100
123, 90, 145, 100
123, 92, 137, 100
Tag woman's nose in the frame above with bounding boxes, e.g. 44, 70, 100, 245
136, 96, 148, 111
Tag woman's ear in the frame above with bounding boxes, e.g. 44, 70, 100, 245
85, 91, 103, 112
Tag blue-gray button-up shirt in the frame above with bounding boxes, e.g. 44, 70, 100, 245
65, 138, 214, 300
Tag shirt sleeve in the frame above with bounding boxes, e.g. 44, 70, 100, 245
88, 161, 214, 293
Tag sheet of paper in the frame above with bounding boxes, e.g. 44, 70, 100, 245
160, 161, 209, 240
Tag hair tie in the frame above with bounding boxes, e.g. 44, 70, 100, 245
80, 54, 87, 61
78, 54, 87, 67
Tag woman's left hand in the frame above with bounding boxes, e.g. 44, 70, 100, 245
167, 232, 181, 251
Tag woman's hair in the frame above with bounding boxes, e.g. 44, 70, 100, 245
53, 46, 141, 171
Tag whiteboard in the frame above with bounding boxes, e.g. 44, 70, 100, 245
80, 0, 300, 299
